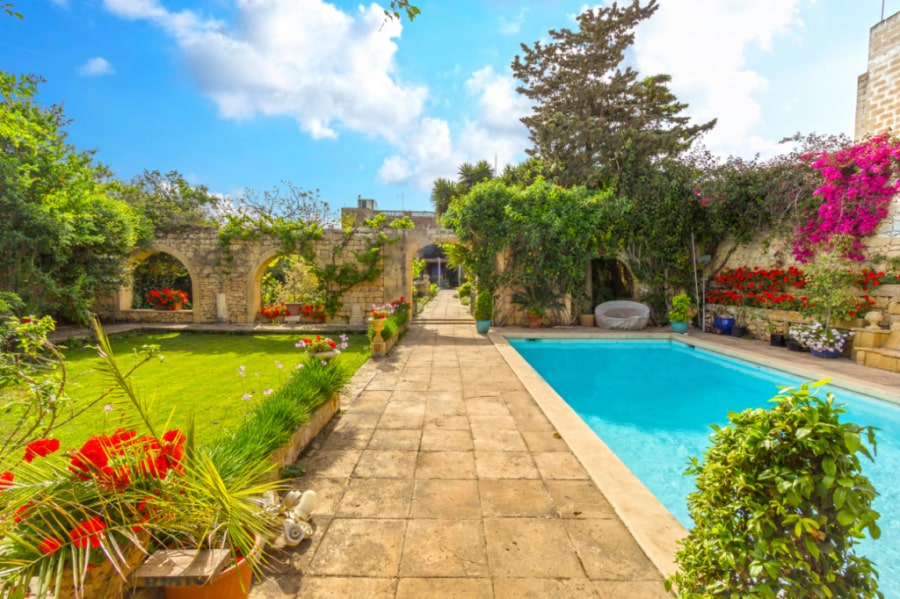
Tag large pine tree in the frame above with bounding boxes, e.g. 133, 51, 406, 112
511, 0, 714, 192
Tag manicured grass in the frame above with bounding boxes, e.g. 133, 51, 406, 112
56, 332, 369, 449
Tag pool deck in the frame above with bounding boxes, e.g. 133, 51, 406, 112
247, 291, 898, 598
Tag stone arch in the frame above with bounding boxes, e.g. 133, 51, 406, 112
390, 229, 458, 309
119, 244, 201, 323
246, 249, 287, 324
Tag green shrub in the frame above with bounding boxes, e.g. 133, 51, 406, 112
458, 282, 472, 300
473, 291, 492, 320
429, 283, 438, 297
667, 381, 881, 598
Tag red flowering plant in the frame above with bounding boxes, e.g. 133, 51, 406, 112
260, 302, 288, 321
144, 288, 189, 309
0, 319, 282, 598
295, 335, 342, 354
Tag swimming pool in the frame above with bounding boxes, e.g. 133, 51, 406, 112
508, 337, 900, 596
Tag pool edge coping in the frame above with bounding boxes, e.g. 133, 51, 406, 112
490, 329, 900, 584
490, 330, 687, 582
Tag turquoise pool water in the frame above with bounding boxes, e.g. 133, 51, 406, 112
509, 338, 900, 595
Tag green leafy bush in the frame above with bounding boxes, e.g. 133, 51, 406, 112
458, 282, 472, 300
473, 291, 492, 321
667, 293, 693, 323
667, 381, 881, 598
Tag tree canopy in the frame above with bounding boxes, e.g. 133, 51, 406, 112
0, 76, 146, 322
511, 0, 714, 192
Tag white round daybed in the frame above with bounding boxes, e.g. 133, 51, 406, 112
594, 300, 650, 330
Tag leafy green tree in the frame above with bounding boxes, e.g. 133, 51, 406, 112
669, 381, 881, 598
511, 0, 714, 192
115, 170, 220, 234
0, 87, 144, 322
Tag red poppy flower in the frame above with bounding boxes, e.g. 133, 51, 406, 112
24, 438, 60, 463
0, 471, 13, 490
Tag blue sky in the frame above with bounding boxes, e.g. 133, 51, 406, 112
2, 0, 897, 212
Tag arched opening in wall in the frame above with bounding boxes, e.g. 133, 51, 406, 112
590, 258, 634, 309
131, 252, 193, 309
258, 255, 325, 322
415, 244, 460, 291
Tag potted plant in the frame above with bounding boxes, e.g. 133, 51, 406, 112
260, 302, 288, 323
512, 283, 563, 328
473, 291, 492, 334
574, 290, 595, 327
668, 293, 693, 334
767, 321, 786, 347
145, 288, 189, 311
789, 322, 853, 358
730, 306, 749, 338
0, 322, 283, 599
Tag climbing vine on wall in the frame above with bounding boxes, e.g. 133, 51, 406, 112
217, 185, 414, 319
794, 134, 900, 263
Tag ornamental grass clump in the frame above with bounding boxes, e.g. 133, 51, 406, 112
667, 381, 881, 598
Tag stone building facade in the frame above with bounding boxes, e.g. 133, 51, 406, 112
856, 10, 900, 139
113, 225, 456, 325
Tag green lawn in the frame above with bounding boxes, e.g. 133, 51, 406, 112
54, 331, 370, 449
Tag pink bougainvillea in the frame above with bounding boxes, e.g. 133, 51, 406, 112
793, 134, 900, 263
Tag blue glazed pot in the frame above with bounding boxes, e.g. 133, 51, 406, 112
713, 316, 735, 335
811, 348, 842, 359
671, 321, 689, 334
475, 320, 491, 334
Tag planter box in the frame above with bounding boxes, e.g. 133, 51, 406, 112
269, 393, 341, 474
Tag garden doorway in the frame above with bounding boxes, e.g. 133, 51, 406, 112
257, 255, 325, 322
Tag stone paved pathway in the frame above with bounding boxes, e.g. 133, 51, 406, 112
250, 290, 670, 598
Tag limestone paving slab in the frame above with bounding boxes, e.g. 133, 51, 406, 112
307, 518, 406, 577
420, 428, 473, 451
483, 518, 585, 579
396, 578, 492, 599
411, 479, 481, 518
398, 519, 488, 577
335, 478, 413, 518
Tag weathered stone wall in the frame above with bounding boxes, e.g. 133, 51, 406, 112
113, 225, 457, 325
855, 10, 900, 139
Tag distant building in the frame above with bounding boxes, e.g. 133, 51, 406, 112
341, 195, 439, 230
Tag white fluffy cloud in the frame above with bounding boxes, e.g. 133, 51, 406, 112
103, 0, 427, 141
77, 57, 115, 76
632, 0, 804, 158
378, 67, 531, 188
103, 0, 531, 189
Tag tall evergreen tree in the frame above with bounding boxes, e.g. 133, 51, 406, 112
511, 0, 714, 192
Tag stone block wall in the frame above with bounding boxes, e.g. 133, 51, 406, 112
112, 225, 456, 326
856, 10, 900, 139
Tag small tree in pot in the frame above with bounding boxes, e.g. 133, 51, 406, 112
473, 291, 493, 334
667, 293, 693, 334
